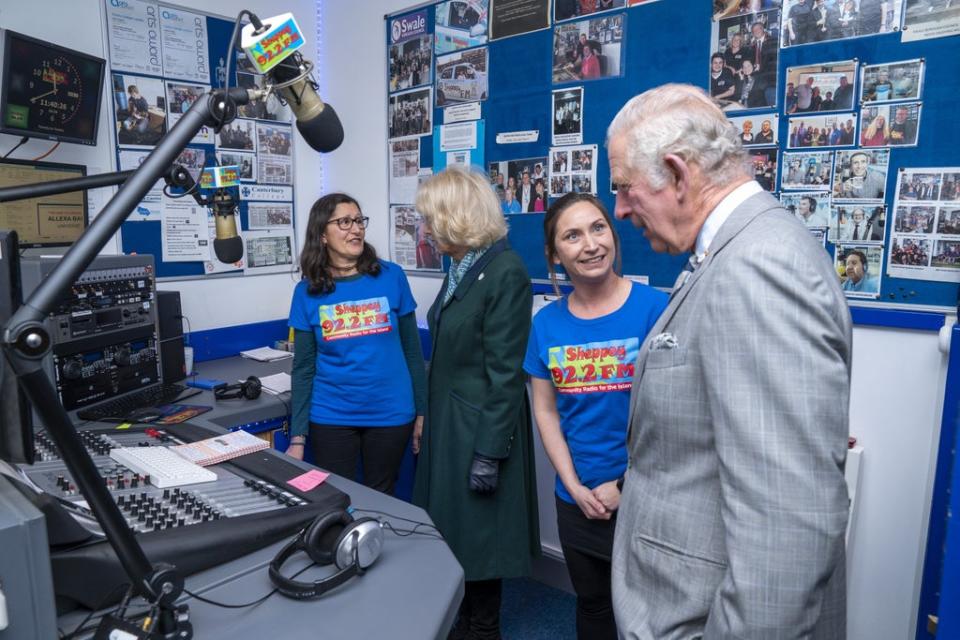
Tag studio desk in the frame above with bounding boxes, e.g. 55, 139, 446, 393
45, 355, 464, 640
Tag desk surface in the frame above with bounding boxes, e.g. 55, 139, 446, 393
54, 356, 464, 640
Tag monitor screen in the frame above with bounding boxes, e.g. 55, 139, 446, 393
0, 29, 105, 146
0, 159, 88, 248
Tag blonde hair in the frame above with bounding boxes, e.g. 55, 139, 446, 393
415, 166, 508, 249
607, 83, 749, 190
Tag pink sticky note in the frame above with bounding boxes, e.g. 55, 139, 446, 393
287, 469, 330, 492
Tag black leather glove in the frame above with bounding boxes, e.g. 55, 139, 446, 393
468, 453, 500, 494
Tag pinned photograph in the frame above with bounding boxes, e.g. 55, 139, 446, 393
729, 113, 779, 145
710, 8, 781, 110
391, 204, 442, 271
836, 244, 882, 297
714, 0, 784, 20
786, 112, 857, 148
257, 125, 292, 156
781, 151, 834, 190
833, 149, 889, 200
784, 60, 857, 113
112, 73, 166, 148
436, 48, 489, 106
902, 0, 960, 42
782, 0, 902, 47
217, 118, 256, 152
859, 103, 922, 147
550, 143, 597, 197
389, 34, 432, 93
217, 151, 256, 182
435, 0, 489, 53
899, 170, 943, 201
833, 204, 885, 242
860, 59, 925, 103
749, 148, 778, 191
894, 205, 936, 233
781, 191, 832, 228
553, 14, 625, 84
389, 87, 433, 139
556, 0, 627, 21
933, 239, 960, 270
552, 87, 584, 145
174, 147, 205, 181
890, 236, 931, 266
940, 173, 960, 201
489, 157, 548, 214
166, 81, 213, 143
550, 174, 571, 197
937, 206, 960, 234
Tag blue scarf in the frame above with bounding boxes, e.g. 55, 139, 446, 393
443, 246, 489, 305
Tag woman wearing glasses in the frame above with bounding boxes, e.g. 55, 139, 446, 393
285, 193, 426, 496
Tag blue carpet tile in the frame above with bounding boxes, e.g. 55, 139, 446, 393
501, 577, 576, 640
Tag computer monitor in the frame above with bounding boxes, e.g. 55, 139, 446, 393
0, 159, 88, 248
0, 29, 106, 146
0, 229, 34, 464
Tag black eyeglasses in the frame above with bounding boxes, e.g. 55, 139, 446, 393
327, 216, 370, 230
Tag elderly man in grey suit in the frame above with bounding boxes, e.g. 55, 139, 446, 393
607, 84, 852, 639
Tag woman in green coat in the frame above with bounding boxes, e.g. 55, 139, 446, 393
413, 166, 540, 640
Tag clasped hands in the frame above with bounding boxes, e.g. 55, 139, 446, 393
571, 481, 620, 520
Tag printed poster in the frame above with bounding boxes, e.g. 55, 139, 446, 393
105, 0, 164, 77
161, 199, 207, 262
160, 6, 210, 83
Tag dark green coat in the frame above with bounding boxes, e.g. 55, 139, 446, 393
413, 240, 540, 581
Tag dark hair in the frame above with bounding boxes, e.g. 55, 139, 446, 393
846, 249, 868, 273
543, 192, 622, 295
300, 193, 381, 295
802, 195, 817, 209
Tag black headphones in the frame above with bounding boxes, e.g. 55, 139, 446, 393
269, 509, 383, 599
214, 376, 262, 400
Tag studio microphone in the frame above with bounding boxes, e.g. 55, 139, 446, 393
240, 12, 344, 153
211, 189, 243, 264
269, 54, 344, 153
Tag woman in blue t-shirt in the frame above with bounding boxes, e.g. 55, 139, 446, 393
286, 193, 426, 495
524, 193, 667, 639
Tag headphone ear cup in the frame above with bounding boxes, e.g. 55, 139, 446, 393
333, 517, 383, 570
303, 509, 353, 565
242, 376, 262, 399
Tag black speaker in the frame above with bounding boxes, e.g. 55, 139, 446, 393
160, 335, 186, 383
156, 290, 183, 340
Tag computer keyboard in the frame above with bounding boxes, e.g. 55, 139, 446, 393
110, 446, 218, 488
76, 383, 197, 422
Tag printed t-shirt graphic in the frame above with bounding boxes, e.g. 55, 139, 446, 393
318, 296, 392, 341
548, 338, 640, 394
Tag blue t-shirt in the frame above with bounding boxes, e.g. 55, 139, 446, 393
524, 281, 667, 504
289, 261, 416, 427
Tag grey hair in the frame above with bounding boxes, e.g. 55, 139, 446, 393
415, 165, 508, 249
606, 84, 750, 190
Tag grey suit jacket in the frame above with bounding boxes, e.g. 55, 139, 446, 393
612, 190, 852, 640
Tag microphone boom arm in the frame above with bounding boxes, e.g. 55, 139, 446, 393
1, 86, 257, 638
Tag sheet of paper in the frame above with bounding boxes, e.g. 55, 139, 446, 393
288, 469, 330, 492
160, 6, 210, 83
161, 200, 207, 262
105, 0, 164, 76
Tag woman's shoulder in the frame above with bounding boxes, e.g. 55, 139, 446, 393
625, 280, 669, 310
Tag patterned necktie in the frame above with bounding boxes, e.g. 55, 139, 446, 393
670, 254, 700, 297
853, 223, 860, 240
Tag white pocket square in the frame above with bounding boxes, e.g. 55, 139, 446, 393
650, 332, 679, 350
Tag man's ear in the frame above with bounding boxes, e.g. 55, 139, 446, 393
662, 153, 691, 202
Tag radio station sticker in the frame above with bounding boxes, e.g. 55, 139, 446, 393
547, 337, 639, 394
318, 297, 393, 341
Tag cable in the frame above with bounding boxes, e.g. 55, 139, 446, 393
31, 141, 60, 161
180, 558, 314, 609
350, 508, 443, 539
2, 136, 29, 159
59, 583, 132, 639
